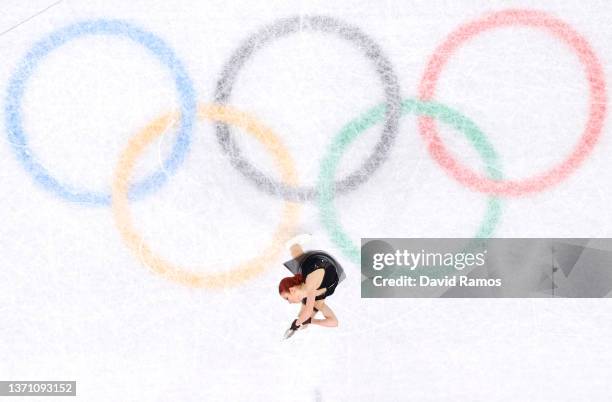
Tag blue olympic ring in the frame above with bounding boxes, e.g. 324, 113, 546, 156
4, 19, 196, 205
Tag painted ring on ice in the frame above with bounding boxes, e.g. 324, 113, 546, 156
318, 99, 503, 263
214, 15, 401, 202
418, 9, 606, 196
4, 19, 197, 205
112, 104, 301, 288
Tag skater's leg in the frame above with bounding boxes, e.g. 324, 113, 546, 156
285, 233, 312, 259
290, 244, 305, 259
311, 301, 338, 327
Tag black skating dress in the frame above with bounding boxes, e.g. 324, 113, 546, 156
283, 250, 346, 305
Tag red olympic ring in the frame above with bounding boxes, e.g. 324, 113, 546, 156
418, 9, 607, 196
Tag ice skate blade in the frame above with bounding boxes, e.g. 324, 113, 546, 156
283, 328, 296, 340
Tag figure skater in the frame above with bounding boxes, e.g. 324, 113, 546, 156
279, 234, 345, 339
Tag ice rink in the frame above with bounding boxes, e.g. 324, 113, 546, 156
1, 0, 612, 400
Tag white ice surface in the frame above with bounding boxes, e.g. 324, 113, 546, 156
1, 0, 612, 401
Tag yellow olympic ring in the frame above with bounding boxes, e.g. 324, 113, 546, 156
112, 104, 301, 288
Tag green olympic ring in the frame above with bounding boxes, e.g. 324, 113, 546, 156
318, 98, 504, 264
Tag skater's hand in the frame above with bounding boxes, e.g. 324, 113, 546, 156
290, 319, 300, 331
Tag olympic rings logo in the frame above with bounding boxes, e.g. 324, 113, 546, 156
4, 9, 607, 287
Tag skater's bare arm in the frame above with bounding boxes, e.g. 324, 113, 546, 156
296, 268, 324, 325
297, 294, 316, 325
295, 302, 318, 324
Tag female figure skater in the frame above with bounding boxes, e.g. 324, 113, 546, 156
279, 234, 345, 338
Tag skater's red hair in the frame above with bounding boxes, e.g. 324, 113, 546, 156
279, 274, 304, 294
